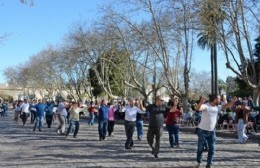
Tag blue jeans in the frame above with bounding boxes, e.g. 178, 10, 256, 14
66, 120, 79, 137
34, 116, 44, 131
1, 109, 7, 117
88, 113, 95, 125
197, 129, 216, 166
98, 120, 108, 139
136, 120, 144, 139
167, 125, 179, 146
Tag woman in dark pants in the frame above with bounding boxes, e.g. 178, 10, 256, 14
166, 99, 182, 148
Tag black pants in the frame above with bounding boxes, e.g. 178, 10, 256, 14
108, 121, 115, 136
21, 112, 30, 125
147, 127, 163, 155
124, 121, 135, 148
46, 114, 53, 128
31, 111, 36, 123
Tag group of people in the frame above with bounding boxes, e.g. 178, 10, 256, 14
5, 93, 260, 168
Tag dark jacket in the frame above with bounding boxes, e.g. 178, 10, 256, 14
147, 104, 168, 128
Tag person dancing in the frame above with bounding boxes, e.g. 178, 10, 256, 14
195, 94, 237, 168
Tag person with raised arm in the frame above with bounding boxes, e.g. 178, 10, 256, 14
166, 98, 182, 148
65, 102, 87, 139
194, 94, 237, 168
124, 98, 145, 150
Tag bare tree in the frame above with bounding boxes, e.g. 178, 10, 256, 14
215, 0, 260, 104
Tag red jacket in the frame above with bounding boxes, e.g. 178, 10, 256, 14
166, 110, 182, 125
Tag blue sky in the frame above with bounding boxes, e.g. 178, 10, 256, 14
0, 0, 234, 83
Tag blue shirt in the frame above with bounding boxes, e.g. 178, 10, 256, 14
45, 103, 54, 115
35, 103, 47, 117
98, 105, 110, 121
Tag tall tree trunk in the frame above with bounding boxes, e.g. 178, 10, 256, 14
183, 61, 190, 113
211, 45, 215, 94
253, 89, 260, 106
182, 94, 190, 113
213, 38, 218, 95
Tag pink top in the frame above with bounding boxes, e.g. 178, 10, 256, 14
108, 106, 116, 121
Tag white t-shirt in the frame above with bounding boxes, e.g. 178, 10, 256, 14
52, 107, 57, 113
199, 103, 222, 131
21, 103, 30, 113
124, 105, 143, 122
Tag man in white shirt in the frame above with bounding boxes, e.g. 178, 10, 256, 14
124, 97, 145, 150
195, 94, 237, 168
56, 99, 68, 135
21, 99, 30, 126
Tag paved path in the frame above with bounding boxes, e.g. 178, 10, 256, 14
0, 111, 259, 168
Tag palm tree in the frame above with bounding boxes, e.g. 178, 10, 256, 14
197, 0, 225, 94
197, 32, 218, 94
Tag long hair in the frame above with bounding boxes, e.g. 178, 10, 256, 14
169, 99, 180, 110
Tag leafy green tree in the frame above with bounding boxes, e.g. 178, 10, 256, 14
230, 77, 253, 98
88, 68, 103, 98
91, 47, 129, 98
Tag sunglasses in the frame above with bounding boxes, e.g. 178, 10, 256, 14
160, 100, 164, 101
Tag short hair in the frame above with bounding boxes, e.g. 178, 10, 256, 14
208, 94, 219, 102
156, 96, 162, 100
101, 99, 106, 104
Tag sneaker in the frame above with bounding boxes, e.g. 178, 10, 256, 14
111, 133, 115, 136
73, 135, 77, 138
154, 154, 159, 159
56, 130, 61, 134
176, 144, 180, 148
194, 163, 200, 168
206, 165, 211, 168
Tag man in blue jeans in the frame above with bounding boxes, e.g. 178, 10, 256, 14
98, 99, 110, 141
195, 94, 237, 168
33, 99, 46, 132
